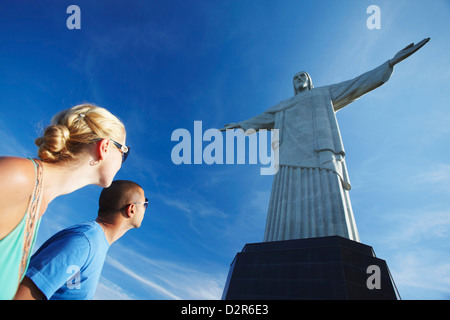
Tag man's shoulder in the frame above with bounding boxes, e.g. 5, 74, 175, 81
64, 221, 97, 233
43, 221, 108, 257
63, 221, 105, 243
47, 221, 98, 246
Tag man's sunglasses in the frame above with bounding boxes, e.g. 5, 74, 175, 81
131, 198, 148, 210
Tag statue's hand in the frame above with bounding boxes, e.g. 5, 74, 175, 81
219, 123, 241, 131
389, 38, 430, 67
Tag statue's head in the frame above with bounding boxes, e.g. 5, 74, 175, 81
293, 71, 314, 95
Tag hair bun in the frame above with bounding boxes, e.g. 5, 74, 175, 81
35, 103, 125, 163
35, 124, 72, 162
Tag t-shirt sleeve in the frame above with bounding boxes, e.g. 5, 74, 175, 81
26, 232, 90, 300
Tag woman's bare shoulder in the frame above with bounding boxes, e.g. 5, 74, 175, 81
0, 157, 37, 203
0, 157, 37, 239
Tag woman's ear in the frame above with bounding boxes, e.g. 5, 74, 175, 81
96, 139, 111, 161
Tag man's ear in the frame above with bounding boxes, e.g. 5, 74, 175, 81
125, 203, 136, 218
96, 139, 111, 161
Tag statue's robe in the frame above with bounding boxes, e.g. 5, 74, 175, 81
237, 61, 393, 242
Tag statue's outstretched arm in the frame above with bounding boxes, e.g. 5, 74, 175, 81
220, 111, 275, 133
219, 123, 241, 131
389, 38, 430, 67
329, 38, 430, 111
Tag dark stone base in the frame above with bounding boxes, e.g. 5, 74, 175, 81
222, 236, 400, 300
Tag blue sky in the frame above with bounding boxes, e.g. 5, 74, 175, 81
0, 0, 449, 300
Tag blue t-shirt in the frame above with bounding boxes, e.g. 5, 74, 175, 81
26, 221, 110, 300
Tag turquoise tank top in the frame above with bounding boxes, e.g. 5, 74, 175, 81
0, 158, 43, 300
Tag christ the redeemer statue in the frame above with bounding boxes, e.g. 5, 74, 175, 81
222, 38, 429, 243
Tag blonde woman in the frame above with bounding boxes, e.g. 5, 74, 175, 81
0, 104, 129, 299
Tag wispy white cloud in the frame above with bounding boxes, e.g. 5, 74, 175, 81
221, 188, 269, 245
105, 255, 182, 300
0, 122, 30, 157
94, 276, 135, 300
412, 164, 450, 191
394, 163, 450, 198
98, 244, 226, 300
389, 248, 450, 299
383, 210, 450, 247
370, 207, 450, 299
156, 189, 228, 238
160, 194, 227, 219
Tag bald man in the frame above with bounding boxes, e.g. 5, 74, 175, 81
14, 180, 148, 300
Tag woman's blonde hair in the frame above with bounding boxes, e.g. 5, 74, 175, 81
35, 104, 126, 163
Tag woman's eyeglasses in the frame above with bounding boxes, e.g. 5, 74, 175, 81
94, 138, 130, 163
109, 140, 130, 163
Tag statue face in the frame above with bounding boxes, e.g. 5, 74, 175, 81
293, 72, 309, 94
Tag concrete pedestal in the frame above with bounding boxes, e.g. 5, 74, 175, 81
222, 236, 400, 300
